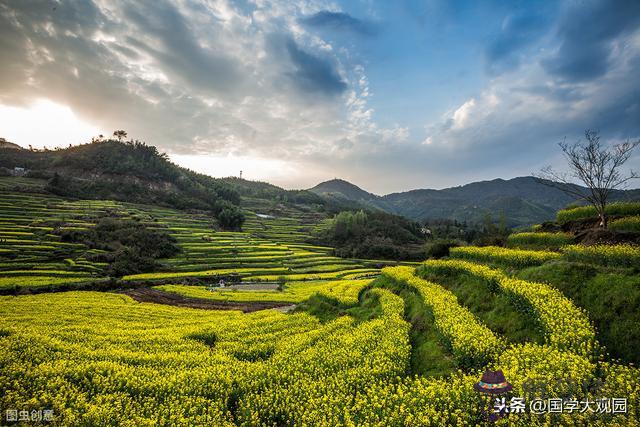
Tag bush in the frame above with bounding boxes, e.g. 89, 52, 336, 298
424, 239, 461, 259
58, 218, 180, 276
317, 210, 424, 261
217, 206, 245, 231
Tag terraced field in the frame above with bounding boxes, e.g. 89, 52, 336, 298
1, 179, 639, 425
0, 182, 379, 293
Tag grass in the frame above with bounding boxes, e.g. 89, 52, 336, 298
372, 275, 456, 377
417, 269, 545, 345
518, 261, 640, 365
293, 288, 382, 324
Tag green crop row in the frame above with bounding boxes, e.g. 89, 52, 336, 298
506, 232, 574, 249
449, 246, 561, 267
383, 266, 504, 369
561, 244, 640, 268
420, 259, 596, 356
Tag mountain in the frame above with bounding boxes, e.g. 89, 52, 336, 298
309, 177, 640, 227
4, 139, 638, 228
310, 179, 378, 201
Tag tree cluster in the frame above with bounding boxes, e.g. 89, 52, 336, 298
316, 210, 426, 260
58, 218, 180, 277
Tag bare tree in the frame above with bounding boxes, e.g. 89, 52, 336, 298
113, 130, 128, 141
535, 130, 639, 228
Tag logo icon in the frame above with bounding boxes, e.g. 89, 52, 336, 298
475, 369, 513, 422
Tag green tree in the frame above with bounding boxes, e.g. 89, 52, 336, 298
217, 206, 245, 231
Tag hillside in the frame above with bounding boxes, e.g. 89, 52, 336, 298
311, 177, 640, 227
0, 140, 245, 216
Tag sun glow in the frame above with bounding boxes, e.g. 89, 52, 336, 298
0, 99, 101, 149
170, 153, 303, 187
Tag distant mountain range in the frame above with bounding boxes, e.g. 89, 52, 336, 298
310, 177, 640, 227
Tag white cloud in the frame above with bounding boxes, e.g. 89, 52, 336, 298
0, 0, 405, 173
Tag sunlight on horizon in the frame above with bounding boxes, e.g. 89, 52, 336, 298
170, 153, 306, 188
0, 99, 101, 149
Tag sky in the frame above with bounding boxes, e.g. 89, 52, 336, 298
0, 0, 639, 194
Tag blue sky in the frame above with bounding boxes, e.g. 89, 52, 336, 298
0, 0, 639, 193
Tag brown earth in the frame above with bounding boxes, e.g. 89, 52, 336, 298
119, 287, 291, 312
575, 228, 640, 245
539, 217, 640, 245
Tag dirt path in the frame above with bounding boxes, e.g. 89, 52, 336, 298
119, 287, 291, 313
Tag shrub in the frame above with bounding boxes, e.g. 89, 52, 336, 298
58, 218, 180, 276
217, 205, 245, 231
424, 238, 461, 259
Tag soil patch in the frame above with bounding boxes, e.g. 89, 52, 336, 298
119, 287, 290, 312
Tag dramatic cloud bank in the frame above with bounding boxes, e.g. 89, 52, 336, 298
0, 0, 639, 192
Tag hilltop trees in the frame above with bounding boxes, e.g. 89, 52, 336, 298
536, 130, 639, 228
113, 130, 128, 141
0, 136, 245, 228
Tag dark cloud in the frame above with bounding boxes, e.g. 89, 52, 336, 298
121, 1, 243, 94
0, 0, 355, 155
1, 0, 638, 193
543, 0, 640, 81
485, 11, 549, 74
300, 11, 377, 36
285, 38, 347, 95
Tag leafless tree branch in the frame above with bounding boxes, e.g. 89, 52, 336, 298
533, 130, 639, 228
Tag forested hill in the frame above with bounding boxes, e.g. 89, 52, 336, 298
0, 140, 371, 228
0, 139, 243, 216
310, 177, 640, 227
